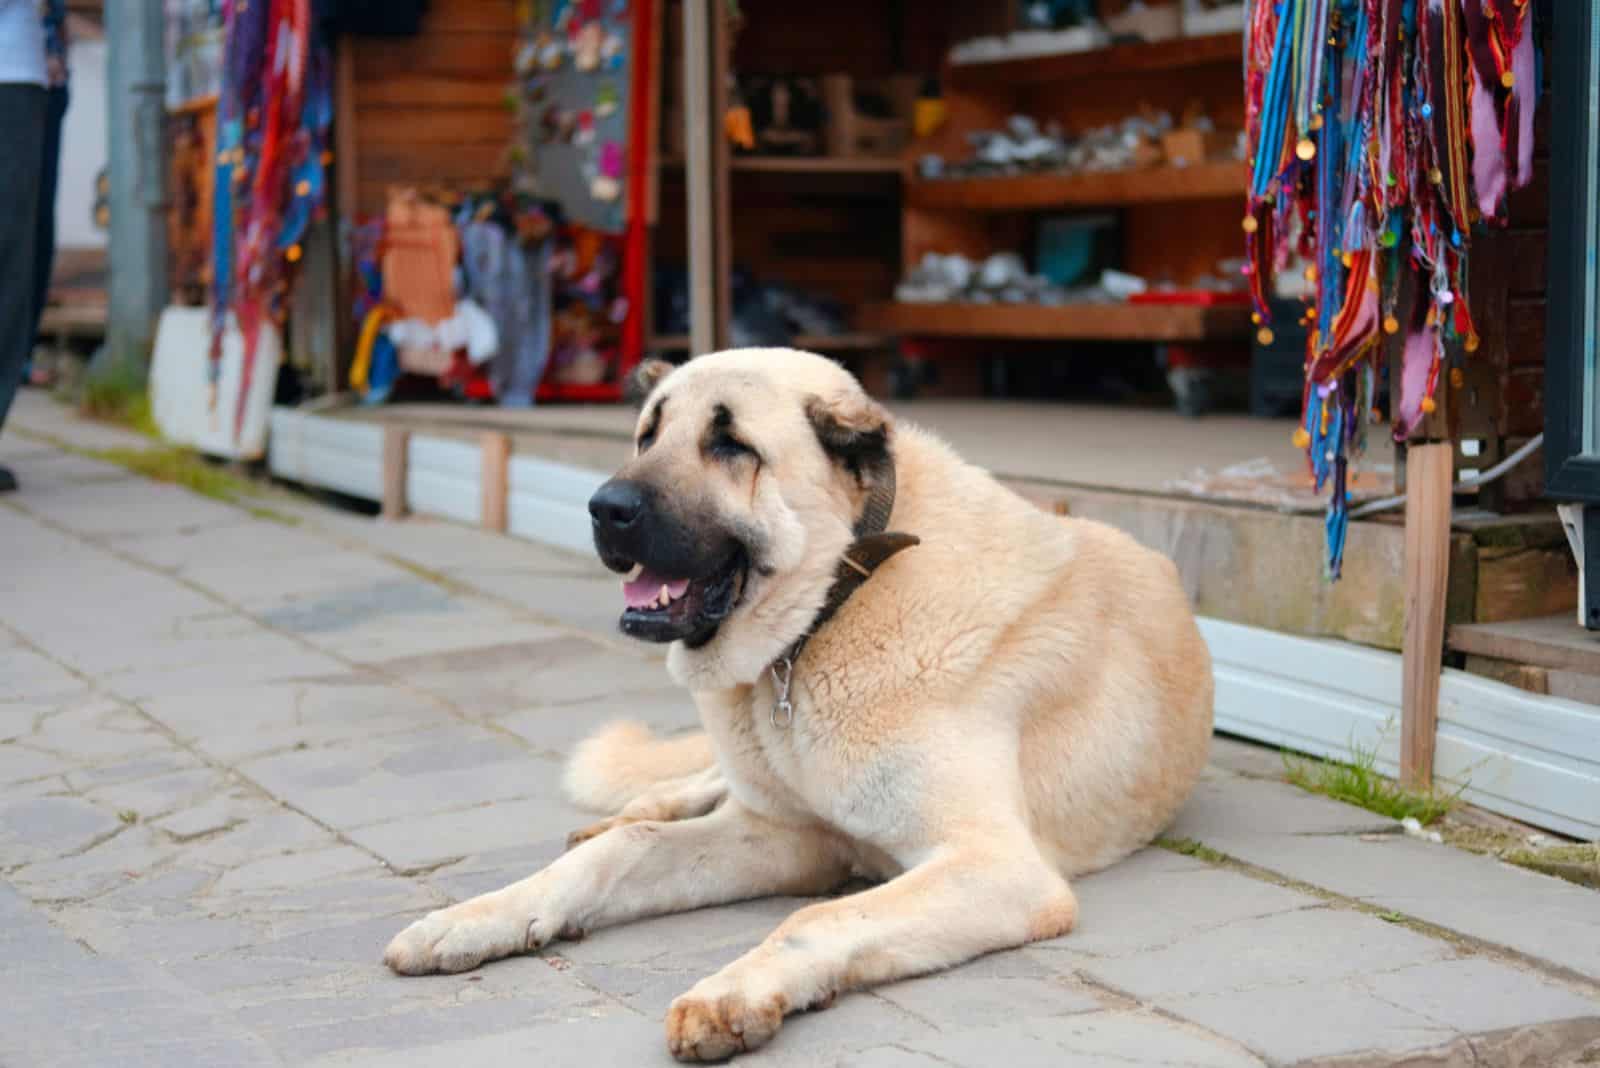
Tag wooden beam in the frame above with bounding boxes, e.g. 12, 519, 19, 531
480, 432, 511, 533
335, 43, 359, 227
382, 427, 410, 520
1401, 441, 1454, 789
683, 0, 730, 354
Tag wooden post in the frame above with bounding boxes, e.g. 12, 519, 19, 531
480, 432, 511, 533
382, 427, 410, 520
1401, 440, 1453, 789
683, 0, 730, 354
332, 43, 360, 390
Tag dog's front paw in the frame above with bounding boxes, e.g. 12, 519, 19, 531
666, 983, 789, 1062
384, 896, 554, 975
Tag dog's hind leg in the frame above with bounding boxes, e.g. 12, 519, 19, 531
664, 833, 1076, 1062
384, 801, 848, 977
565, 765, 727, 850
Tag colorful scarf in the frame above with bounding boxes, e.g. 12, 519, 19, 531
209, 0, 333, 438
1244, 0, 1537, 577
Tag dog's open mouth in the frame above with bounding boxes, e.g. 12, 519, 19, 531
616, 549, 747, 646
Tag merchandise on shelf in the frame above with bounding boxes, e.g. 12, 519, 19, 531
652, 267, 850, 348
917, 108, 1241, 181
348, 186, 629, 408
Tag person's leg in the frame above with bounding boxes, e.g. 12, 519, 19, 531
0, 84, 48, 492
24, 86, 68, 387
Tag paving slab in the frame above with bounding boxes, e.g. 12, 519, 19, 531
898, 1010, 1267, 1068
1191, 826, 1600, 983
2, 395, 1597, 1067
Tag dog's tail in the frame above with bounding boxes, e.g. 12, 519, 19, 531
562, 720, 716, 813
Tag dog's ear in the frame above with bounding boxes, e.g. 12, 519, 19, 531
624, 359, 674, 406
805, 390, 893, 485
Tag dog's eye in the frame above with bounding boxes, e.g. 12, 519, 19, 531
709, 433, 754, 462
637, 429, 656, 453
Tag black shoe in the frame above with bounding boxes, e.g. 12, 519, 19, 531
0, 465, 16, 493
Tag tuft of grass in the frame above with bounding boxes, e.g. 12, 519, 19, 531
248, 505, 300, 526
1282, 736, 1463, 826
118, 810, 139, 825
88, 446, 257, 505
1154, 836, 1228, 864
80, 378, 160, 438
1376, 910, 1405, 923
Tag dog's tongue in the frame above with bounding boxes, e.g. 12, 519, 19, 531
623, 569, 690, 610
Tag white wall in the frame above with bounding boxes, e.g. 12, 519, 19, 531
56, 35, 108, 250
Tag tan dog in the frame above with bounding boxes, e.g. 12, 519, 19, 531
384, 348, 1214, 1060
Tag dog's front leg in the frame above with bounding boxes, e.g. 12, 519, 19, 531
384, 801, 849, 976
665, 837, 1077, 1062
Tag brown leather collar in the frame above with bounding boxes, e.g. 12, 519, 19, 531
769, 460, 919, 726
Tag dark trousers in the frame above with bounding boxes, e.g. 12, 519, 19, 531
0, 84, 46, 432
24, 87, 69, 376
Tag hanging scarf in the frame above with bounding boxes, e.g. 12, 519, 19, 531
1244, 0, 1538, 578
209, 0, 334, 440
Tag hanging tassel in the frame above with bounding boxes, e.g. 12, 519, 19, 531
1244, 0, 1539, 577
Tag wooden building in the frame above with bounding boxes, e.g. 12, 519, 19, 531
223, 0, 1600, 839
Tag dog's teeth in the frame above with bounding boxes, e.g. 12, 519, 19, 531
624, 563, 643, 582
658, 584, 670, 606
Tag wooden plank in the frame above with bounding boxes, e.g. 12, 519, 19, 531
712, 0, 732, 352
1502, 366, 1545, 438
356, 143, 510, 185
382, 427, 410, 520
335, 43, 359, 243
1505, 296, 1547, 365
480, 432, 511, 533
1449, 613, 1600, 675
1401, 441, 1454, 789
858, 300, 1252, 342
421, 0, 520, 32
1463, 655, 1551, 695
947, 31, 1242, 91
684, 0, 731, 352
648, 332, 890, 351
734, 155, 904, 174
352, 34, 518, 80
906, 160, 1248, 212
663, 155, 906, 174
1474, 544, 1578, 623
354, 75, 510, 108
353, 108, 516, 145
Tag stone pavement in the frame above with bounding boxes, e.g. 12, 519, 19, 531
2, 391, 1598, 1067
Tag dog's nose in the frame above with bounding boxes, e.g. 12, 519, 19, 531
589, 479, 647, 533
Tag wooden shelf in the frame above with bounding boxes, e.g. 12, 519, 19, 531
660, 155, 904, 176
648, 332, 891, 352
907, 159, 1247, 212
947, 32, 1242, 91
858, 301, 1252, 343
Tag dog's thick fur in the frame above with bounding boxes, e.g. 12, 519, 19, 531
385, 349, 1213, 1060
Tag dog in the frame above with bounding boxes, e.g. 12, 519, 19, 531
384, 348, 1214, 1060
